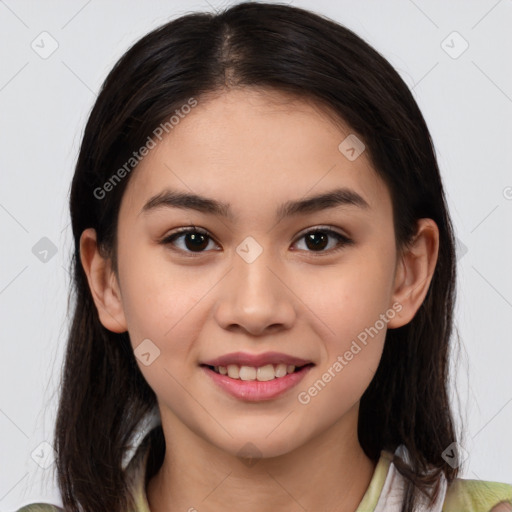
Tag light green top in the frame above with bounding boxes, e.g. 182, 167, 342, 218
16, 438, 512, 512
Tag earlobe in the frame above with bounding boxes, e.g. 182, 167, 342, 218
387, 218, 439, 329
79, 228, 128, 333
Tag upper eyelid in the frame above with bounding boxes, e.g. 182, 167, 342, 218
164, 226, 218, 245
163, 225, 350, 248
294, 224, 348, 238
165, 224, 347, 238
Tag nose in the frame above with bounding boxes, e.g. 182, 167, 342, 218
213, 248, 297, 336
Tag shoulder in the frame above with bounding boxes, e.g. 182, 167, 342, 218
15, 504, 63, 512
443, 477, 512, 511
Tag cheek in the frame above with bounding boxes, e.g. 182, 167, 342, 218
306, 251, 394, 345
117, 248, 212, 418
116, 242, 208, 359
295, 271, 390, 429
296, 249, 394, 401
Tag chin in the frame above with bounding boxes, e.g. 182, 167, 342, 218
206, 427, 305, 461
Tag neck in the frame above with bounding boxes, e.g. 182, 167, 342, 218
146, 404, 377, 512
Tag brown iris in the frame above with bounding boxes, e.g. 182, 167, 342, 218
184, 232, 210, 251
305, 231, 328, 251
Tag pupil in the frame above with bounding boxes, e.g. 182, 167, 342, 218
185, 233, 209, 251
306, 232, 328, 251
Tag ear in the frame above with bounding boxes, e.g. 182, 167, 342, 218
79, 228, 127, 333
387, 218, 439, 328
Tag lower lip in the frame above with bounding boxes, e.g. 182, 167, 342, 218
201, 365, 313, 402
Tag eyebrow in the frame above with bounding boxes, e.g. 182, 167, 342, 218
140, 186, 370, 221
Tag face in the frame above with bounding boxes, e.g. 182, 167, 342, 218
102, 88, 404, 458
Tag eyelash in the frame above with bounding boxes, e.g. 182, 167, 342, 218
160, 225, 353, 257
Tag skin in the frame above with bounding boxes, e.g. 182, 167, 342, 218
80, 87, 439, 512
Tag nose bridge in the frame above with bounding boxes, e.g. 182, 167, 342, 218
214, 237, 296, 334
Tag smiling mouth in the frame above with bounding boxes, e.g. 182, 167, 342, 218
201, 363, 314, 382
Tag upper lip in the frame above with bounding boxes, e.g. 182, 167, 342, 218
201, 351, 313, 368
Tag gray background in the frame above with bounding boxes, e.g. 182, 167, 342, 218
1, 0, 511, 510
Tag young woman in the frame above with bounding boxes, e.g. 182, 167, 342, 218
17, 2, 512, 512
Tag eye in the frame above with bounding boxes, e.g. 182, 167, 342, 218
292, 226, 353, 254
160, 227, 219, 253
160, 225, 353, 255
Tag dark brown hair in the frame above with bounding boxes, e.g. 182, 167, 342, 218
56, 2, 461, 511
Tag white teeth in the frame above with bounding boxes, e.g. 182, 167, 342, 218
239, 366, 257, 381
213, 363, 302, 381
275, 363, 287, 378
256, 364, 275, 381
227, 365, 240, 379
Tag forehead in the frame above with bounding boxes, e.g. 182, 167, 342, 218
120, 88, 391, 221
